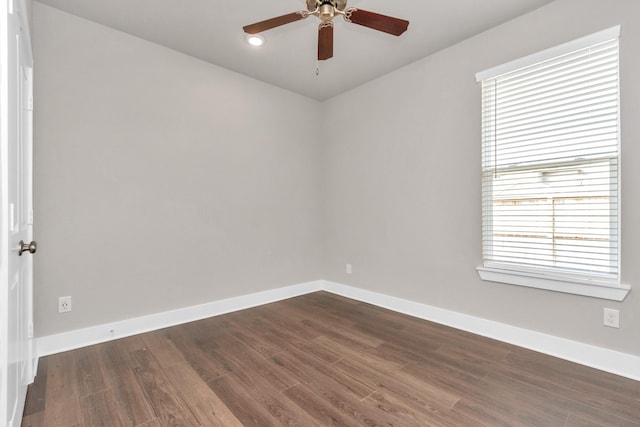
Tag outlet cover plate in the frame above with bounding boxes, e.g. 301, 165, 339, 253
58, 296, 72, 313
603, 308, 619, 328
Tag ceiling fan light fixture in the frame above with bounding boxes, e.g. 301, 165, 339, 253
245, 34, 265, 46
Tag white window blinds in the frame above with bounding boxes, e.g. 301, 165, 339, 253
477, 28, 620, 282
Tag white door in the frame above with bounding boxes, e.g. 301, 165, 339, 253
1, 0, 35, 425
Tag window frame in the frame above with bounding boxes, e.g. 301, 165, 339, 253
475, 26, 630, 301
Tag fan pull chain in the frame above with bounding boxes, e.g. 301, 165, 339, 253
315, 59, 320, 76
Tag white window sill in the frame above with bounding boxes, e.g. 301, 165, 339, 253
477, 265, 631, 301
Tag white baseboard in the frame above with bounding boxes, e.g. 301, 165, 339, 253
36, 280, 324, 357
322, 280, 640, 382
36, 279, 640, 382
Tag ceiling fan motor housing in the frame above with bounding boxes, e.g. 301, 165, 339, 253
319, 3, 335, 23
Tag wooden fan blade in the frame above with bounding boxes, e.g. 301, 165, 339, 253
318, 24, 334, 60
347, 9, 409, 36
243, 12, 305, 34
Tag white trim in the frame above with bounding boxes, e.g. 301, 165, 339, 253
36, 280, 640, 382
477, 266, 631, 301
36, 281, 323, 357
322, 281, 640, 382
475, 25, 621, 82
15, 0, 33, 65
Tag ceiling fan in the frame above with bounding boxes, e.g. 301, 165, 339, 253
242, 0, 409, 61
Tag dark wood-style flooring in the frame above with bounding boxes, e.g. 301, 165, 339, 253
21, 291, 640, 426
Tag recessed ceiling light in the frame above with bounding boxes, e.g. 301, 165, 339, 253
246, 34, 265, 47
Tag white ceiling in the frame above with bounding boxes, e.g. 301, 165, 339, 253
35, 0, 556, 101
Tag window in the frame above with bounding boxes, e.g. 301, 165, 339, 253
476, 26, 630, 301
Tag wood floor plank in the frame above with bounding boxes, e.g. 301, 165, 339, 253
284, 381, 413, 427
38, 352, 86, 426
118, 334, 149, 354
80, 388, 135, 427
505, 346, 618, 390
140, 329, 186, 369
257, 304, 324, 341
334, 354, 461, 412
205, 374, 278, 427
128, 348, 201, 426
405, 358, 571, 427
313, 334, 407, 372
271, 342, 374, 400
22, 292, 640, 427
453, 397, 547, 427
366, 391, 482, 427
136, 419, 163, 427
280, 298, 362, 333
351, 320, 443, 356
163, 362, 244, 426
163, 327, 229, 383
44, 351, 79, 401
217, 308, 273, 336
203, 334, 327, 426
383, 340, 491, 379
19, 411, 44, 427
209, 373, 319, 427
210, 332, 301, 392
260, 327, 343, 364
35, 395, 85, 427
74, 345, 108, 398
281, 383, 360, 427
566, 381, 640, 424
303, 317, 388, 351
487, 369, 640, 426
565, 412, 640, 427
98, 340, 156, 426
221, 324, 283, 359
22, 356, 47, 416
459, 374, 570, 425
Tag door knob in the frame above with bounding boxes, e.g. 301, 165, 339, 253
18, 240, 37, 256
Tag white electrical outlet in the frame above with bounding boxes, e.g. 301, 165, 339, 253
603, 308, 619, 328
346, 263, 352, 275
58, 296, 72, 313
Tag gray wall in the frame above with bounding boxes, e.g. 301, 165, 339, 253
34, 0, 640, 358
322, 0, 640, 356
33, 3, 323, 336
